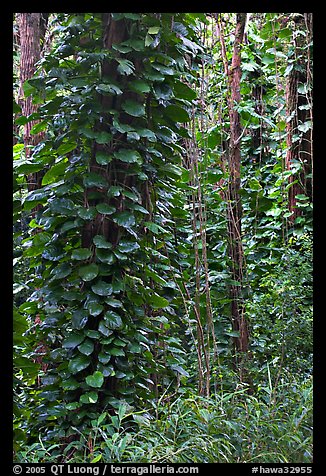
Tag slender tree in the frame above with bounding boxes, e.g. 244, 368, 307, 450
217, 13, 249, 359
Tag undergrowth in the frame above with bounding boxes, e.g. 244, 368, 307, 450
15, 375, 312, 464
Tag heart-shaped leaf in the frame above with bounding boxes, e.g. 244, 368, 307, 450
78, 339, 94, 356
91, 280, 113, 296
96, 249, 116, 264
68, 354, 91, 374
86, 371, 104, 388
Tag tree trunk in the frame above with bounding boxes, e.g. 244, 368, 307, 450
285, 13, 313, 223
218, 13, 249, 356
17, 13, 48, 190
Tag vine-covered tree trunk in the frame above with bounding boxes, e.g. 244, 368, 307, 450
219, 13, 249, 356
285, 13, 313, 223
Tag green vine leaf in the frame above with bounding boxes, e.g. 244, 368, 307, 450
78, 263, 99, 281
68, 354, 91, 374
121, 100, 145, 117
86, 371, 104, 388
95, 203, 116, 215
93, 235, 112, 249
71, 248, 92, 260
113, 211, 136, 228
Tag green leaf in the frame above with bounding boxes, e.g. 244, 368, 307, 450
23, 79, 36, 97
109, 347, 125, 356
83, 173, 108, 188
93, 235, 112, 249
121, 100, 145, 117
42, 160, 68, 186
96, 152, 113, 165
62, 377, 79, 390
86, 371, 104, 388
85, 330, 101, 339
112, 43, 133, 53
171, 364, 190, 377
71, 248, 92, 260
62, 333, 85, 349
129, 204, 149, 214
78, 263, 99, 281
248, 178, 262, 191
87, 302, 104, 317
165, 105, 190, 123
96, 203, 116, 215
104, 310, 123, 329
152, 63, 174, 76
91, 281, 113, 296
98, 352, 111, 364
57, 141, 77, 155
107, 186, 122, 197
118, 240, 140, 253
160, 164, 183, 177
173, 80, 196, 101
72, 310, 89, 330
98, 321, 111, 337
91, 455, 102, 463
77, 207, 97, 220
113, 211, 136, 228
148, 26, 160, 35
122, 189, 140, 201
105, 297, 123, 308
50, 263, 72, 280
96, 83, 123, 95
78, 339, 95, 356
135, 128, 156, 141
49, 198, 75, 215
149, 293, 169, 309
129, 79, 151, 94
133, 414, 151, 426
114, 148, 142, 164
117, 58, 135, 76
96, 249, 116, 264
144, 221, 166, 234
224, 330, 240, 337
30, 120, 48, 134
68, 354, 91, 374
95, 131, 112, 144
80, 391, 98, 404
298, 121, 312, 133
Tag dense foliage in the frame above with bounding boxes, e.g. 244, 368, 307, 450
13, 12, 313, 463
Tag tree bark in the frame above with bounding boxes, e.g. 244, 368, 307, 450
218, 13, 249, 355
17, 13, 47, 190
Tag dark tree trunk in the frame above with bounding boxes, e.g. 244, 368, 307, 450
285, 13, 313, 223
